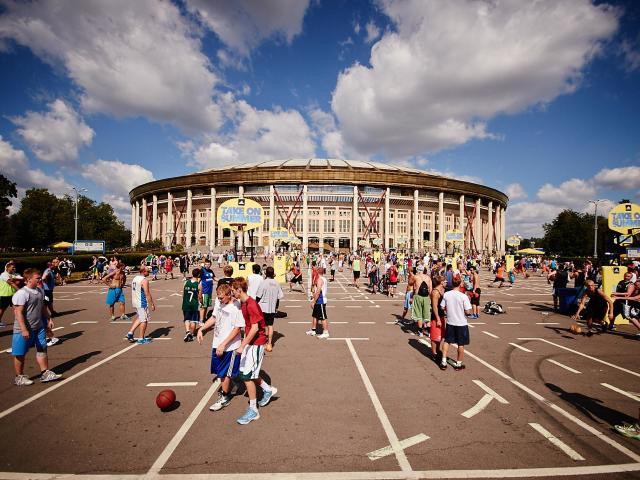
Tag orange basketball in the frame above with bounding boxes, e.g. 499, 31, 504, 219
156, 389, 176, 410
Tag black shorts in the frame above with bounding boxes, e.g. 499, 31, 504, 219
312, 303, 328, 320
353, 271, 360, 280
389, 280, 398, 286
264, 312, 276, 326
183, 310, 199, 323
584, 301, 608, 321
470, 289, 481, 306
290, 275, 302, 284
0, 296, 12, 309
444, 324, 470, 346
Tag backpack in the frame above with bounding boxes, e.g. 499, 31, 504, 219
483, 301, 505, 315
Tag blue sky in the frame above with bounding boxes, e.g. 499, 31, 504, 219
0, 0, 639, 237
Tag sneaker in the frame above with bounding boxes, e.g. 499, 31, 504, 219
614, 423, 640, 440
183, 332, 192, 342
305, 329, 316, 336
317, 332, 330, 339
209, 392, 232, 411
110, 315, 116, 321
439, 362, 447, 371
418, 331, 424, 338
126, 332, 135, 343
120, 314, 129, 321
40, 370, 62, 382
14, 374, 34, 386
258, 386, 278, 407
46, 337, 59, 347
236, 407, 260, 425
453, 362, 466, 371
137, 337, 152, 344
608, 324, 616, 331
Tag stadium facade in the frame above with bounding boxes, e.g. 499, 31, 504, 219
129, 159, 508, 254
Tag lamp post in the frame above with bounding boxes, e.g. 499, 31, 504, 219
69, 186, 88, 250
587, 199, 606, 260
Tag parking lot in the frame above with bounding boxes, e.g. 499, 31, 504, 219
0, 267, 639, 479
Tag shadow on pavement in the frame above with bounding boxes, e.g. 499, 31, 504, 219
51, 350, 101, 375
53, 309, 86, 317
271, 332, 285, 346
56, 331, 84, 344
545, 382, 638, 427
148, 326, 173, 338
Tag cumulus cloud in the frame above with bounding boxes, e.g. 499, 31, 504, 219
506, 202, 564, 238
188, 99, 316, 169
82, 160, 154, 197
11, 99, 94, 163
0, 136, 67, 196
505, 183, 527, 200
331, 0, 619, 158
621, 37, 640, 72
187, 0, 310, 56
0, 0, 221, 133
364, 21, 381, 43
536, 178, 597, 210
594, 165, 640, 191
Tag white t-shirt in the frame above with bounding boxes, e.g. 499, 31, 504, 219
247, 273, 263, 299
211, 300, 245, 351
256, 278, 284, 314
440, 289, 472, 326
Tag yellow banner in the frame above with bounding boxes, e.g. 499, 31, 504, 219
608, 203, 640, 234
217, 198, 263, 231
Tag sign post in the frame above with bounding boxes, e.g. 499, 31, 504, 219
73, 240, 105, 254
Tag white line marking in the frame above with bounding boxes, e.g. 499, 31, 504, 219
332, 321, 349, 324
385, 321, 396, 324
367, 433, 430, 461
529, 423, 585, 461
327, 337, 369, 341
482, 331, 499, 339
518, 338, 640, 379
535, 322, 559, 325
51, 327, 65, 331
146, 382, 198, 387
370, 305, 381, 308
71, 321, 98, 324
461, 394, 494, 419
472, 380, 509, 404
468, 322, 486, 325
417, 338, 640, 463
288, 321, 308, 324
1, 348, 11, 354
147, 379, 220, 475
0, 343, 138, 420
499, 322, 520, 325
601, 383, 640, 402
344, 338, 412, 472
286, 305, 301, 308
359, 321, 375, 324
547, 359, 581, 374
509, 343, 532, 353
346, 305, 361, 308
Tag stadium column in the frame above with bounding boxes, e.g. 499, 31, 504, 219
438, 191, 445, 253
209, 187, 216, 251
459, 194, 465, 252
186, 189, 192, 248
269, 185, 275, 254
384, 187, 390, 251
501, 208, 506, 254
475, 197, 482, 252
488, 200, 494, 252
413, 189, 419, 253
238, 186, 244, 250
303, 184, 308, 253
495, 205, 501, 255
131, 202, 137, 246
141, 198, 148, 243
152, 195, 158, 241
352, 186, 358, 252
167, 192, 173, 250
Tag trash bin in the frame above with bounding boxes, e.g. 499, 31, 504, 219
557, 287, 579, 315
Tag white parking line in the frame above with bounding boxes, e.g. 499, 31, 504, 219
367, 433, 430, 461
509, 343, 532, 353
499, 322, 520, 325
332, 321, 349, 324
601, 383, 640, 402
359, 321, 375, 324
71, 321, 98, 325
288, 321, 307, 324
535, 322, 559, 325
547, 359, 581, 374
146, 382, 198, 387
529, 423, 585, 461
482, 331, 499, 339
473, 380, 509, 404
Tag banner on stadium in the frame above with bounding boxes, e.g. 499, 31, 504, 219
217, 198, 263, 231
445, 229, 464, 243
506, 235, 521, 247
608, 203, 640, 234
270, 227, 293, 240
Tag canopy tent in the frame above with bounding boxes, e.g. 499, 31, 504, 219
516, 248, 545, 255
52, 241, 73, 249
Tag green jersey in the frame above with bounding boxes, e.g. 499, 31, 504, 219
182, 279, 199, 311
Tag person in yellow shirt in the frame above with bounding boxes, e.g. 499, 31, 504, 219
0, 261, 21, 328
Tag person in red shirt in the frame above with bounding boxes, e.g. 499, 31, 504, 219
231, 277, 277, 425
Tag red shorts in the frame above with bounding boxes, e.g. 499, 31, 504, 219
430, 320, 445, 342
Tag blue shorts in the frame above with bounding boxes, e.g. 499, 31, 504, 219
12, 327, 47, 357
444, 324, 470, 346
210, 349, 241, 378
404, 291, 413, 310
183, 310, 199, 323
105, 288, 125, 305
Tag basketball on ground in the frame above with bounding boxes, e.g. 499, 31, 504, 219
156, 389, 176, 410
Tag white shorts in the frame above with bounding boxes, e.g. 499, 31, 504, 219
136, 307, 150, 323
239, 344, 265, 381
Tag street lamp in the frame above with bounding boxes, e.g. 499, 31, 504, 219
587, 199, 606, 260
69, 186, 88, 248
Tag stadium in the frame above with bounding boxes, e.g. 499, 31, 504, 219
129, 159, 508, 254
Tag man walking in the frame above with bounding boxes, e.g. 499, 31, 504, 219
410, 266, 432, 337
103, 261, 127, 321
127, 266, 155, 344
439, 277, 472, 371
307, 267, 329, 339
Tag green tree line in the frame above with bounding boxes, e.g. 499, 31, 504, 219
0, 174, 130, 250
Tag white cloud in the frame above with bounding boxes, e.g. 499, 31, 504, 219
0, 136, 68, 196
506, 202, 564, 238
364, 21, 381, 43
536, 178, 597, 209
189, 99, 316, 169
82, 160, 154, 197
187, 0, 310, 56
11, 99, 94, 163
505, 183, 527, 200
331, 0, 619, 158
594, 166, 640, 191
0, 0, 221, 133
621, 37, 640, 72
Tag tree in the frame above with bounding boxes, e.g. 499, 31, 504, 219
0, 175, 18, 248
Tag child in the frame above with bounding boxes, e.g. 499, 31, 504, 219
231, 277, 278, 425
197, 283, 245, 411
182, 268, 201, 342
